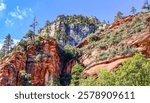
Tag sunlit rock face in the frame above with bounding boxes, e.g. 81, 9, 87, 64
0, 39, 61, 86
39, 15, 100, 46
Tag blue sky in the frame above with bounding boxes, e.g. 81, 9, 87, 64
0, 0, 147, 48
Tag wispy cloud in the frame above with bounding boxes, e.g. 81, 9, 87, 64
5, 18, 14, 27
0, 0, 6, 12
9, 6, 32, 20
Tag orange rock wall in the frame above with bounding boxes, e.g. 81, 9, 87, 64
0, 39, 61, 86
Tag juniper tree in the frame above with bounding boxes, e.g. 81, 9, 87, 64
45, 20, 51, 27
3, 34, 14, 54
131, 6, 136, 14
30, 17, 38, 44
24, 30, 35, 45
142, 0, 150, 11
45, 20, 51, 39
114, 11, 123, 21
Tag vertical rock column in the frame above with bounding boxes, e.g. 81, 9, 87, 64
41, 39, 61, 86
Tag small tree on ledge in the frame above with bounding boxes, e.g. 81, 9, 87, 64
130, 6, 136, 15
142, 0, 150, 11
114, 11, 123, 21
24, 30, 35, 45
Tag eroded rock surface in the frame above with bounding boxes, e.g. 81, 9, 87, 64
0, 39, 61, 86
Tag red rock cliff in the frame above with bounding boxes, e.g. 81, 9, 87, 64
0, 39, 61, 86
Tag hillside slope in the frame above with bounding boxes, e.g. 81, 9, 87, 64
77, 11, 150, 76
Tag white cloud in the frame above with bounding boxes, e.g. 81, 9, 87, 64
5, 18, 14, 27
0, 39, 4, 49
13, 39, 20, 45
9, 6, 32, 20
0, 43, 3, 49
0, 0, 6, 12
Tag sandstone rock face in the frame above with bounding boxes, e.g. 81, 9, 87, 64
83, 55, 131, 76
0, 52, 26, 86
110, 15, 133, 29
0, 39, 61, 86
126, 32, 150, 56
146, 17, 150, 32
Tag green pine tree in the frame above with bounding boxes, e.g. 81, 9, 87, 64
24, 30, 35, 45
131, 6, 136, 14
114, 11, 123, 21
3, 34, 14, 54
142, 0, 150, 11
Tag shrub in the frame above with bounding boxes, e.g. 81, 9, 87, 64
96, 44, 136, 61
47, 76, 61, 86
64, 45, 81, 58
132, 17, 142, 25
79, 76, 96, 86
69, 63, 84, 86
34, 36, 41, 46
0, 54, 5, 60
87, 34, 99, 42
20, 70, 32, 86
18, 40, 27, 48
56, 28, 61, 34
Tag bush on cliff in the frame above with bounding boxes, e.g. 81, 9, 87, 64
64, 45, 81, 58
20, 70, 32, 86
69, 63, 84, 86
87, 34, 99, 42
47, 77, 61, 86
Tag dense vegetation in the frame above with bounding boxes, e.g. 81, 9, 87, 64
70, 53, 150, 86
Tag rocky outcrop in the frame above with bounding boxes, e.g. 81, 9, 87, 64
40, 15, 100, 46
110, 15, 134, 29
127, 32, 150, 56
0, 39, 61, 86
83, 55, 131, 76
0, 52, 26, 86
146, 17, 150, 32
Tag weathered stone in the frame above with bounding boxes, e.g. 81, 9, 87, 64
0, 39, 61, 86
